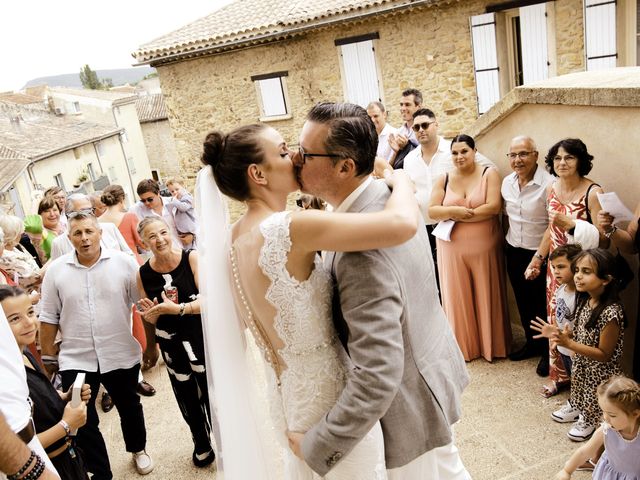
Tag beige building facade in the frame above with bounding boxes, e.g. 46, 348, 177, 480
133, 0, 640, 175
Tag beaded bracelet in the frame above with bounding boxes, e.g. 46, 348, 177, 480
7, 451, 35, 480
21, 455, 45, 480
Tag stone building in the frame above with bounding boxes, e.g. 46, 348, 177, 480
133, 0, 639, 175
135, 93, 181, 181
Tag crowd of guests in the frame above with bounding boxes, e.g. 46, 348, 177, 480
1, 90, 640, 480
369, 88, 640, 477
0, 177, 208, 479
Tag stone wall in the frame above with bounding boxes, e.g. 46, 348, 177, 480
156, 0, 588, 175
140, 119, 181, 181
554, 0, 585, 75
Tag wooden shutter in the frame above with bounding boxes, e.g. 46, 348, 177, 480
584, 0, 617, 70
520, 3, 549, 84
470, 13, 500, 115
340, 40, 381, 107
258, 77, 287, 116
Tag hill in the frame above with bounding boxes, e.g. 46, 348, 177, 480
23, 67, 156, 89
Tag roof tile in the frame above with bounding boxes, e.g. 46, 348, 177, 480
135, 94, 168, 123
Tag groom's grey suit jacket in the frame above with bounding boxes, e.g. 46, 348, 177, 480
301, 180, 470, 475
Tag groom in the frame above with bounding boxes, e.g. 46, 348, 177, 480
288, 102, 470, 478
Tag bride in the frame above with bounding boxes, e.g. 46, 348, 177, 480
196, 124, 419, 479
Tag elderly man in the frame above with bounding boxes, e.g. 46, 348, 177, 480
403, 108, 495, 282
501, 136, 553, 373
39, 212, 154, 478
366, 101, 396, 162
289, 102, 470, 479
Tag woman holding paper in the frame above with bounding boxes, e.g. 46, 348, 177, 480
0, 285, 91, 479
429, 134, 511, 361
598, 200, 640, 381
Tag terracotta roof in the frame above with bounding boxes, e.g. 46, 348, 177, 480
0, 157, 31, 191
0, 92, 45, 105
135, 94, 168, 123
133, 0, 443, 65
49, 87, 137, 106
0, 113, 121, 162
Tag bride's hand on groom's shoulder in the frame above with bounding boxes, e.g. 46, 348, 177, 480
286, 430, 305, 460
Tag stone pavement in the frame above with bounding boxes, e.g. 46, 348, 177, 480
99, 355, 593, 479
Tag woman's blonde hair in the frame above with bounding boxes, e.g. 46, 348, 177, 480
597, 375, 640, 416
0, 215, 25, 245
137, 216, 169, 238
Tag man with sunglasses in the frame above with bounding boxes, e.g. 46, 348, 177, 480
402, 108, 494, 282
130, 180, 182, 249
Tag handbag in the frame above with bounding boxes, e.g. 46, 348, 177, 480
614, 249, 634, 291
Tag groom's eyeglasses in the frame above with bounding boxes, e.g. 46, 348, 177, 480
298, 146, 342, 164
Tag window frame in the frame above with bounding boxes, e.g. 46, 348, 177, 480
251, 71, 291, 122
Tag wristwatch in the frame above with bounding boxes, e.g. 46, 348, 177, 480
605, 226, 618, 239
533, 252, 545, 262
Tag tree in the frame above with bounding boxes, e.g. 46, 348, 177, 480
79, 64, 102, 89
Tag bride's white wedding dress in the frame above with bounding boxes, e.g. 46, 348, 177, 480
230, 211, 387, 479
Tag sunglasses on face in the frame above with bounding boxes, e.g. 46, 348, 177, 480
411, 121, 435, 133
140, 196, 156, 204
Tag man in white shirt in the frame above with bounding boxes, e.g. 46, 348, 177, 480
403, 108, 495, 282
0, 309, 59, 479
501, 136, 554, 373
366, 101, 396, 163
39, 212, 154, 478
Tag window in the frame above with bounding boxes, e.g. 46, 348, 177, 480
151, 169, 160, 182
87, 163, 96, 182
67, 101, 81, 114
108, 166, 118, 182
251, 72, 290, 120
584, 0, 617, 70
54, 174, 66, 191
470, 2, 552, 115
336, 33, 382, 107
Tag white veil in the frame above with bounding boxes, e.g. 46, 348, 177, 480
195, 165, 276, 479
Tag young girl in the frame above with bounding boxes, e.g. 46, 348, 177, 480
556, 375, 640, 479
0, 285, 91, 479
532, 244, 582, 400
552, 249, 625, 442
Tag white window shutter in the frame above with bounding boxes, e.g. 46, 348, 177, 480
519, 3, 549, 84
470, 13, 500, 115
258, 77, 287, 116
584, 0, 617, 70
340, 40, 381, 107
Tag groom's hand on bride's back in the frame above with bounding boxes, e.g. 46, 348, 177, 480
286, 430, 305, 460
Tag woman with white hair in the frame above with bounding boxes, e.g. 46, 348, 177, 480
0, 215, 43, 291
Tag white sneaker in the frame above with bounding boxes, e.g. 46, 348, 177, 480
551, 401, 580, 423
567, 417, 596, 442
133, 450, 154, 475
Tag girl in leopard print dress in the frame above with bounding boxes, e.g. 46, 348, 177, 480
552, 249, 625, 442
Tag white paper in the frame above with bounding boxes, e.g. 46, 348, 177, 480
431, 220, 455, 241
597, 192, 634, 224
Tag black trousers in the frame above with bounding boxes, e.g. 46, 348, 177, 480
425, 224, 441, 295
505, 244, 548, 351
61, 364, 146, 480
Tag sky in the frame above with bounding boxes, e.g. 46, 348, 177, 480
0, 0, 234, 92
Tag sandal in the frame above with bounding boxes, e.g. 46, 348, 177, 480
540, 382, 559, 398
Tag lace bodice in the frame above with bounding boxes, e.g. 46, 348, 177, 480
257, 212, 346, 431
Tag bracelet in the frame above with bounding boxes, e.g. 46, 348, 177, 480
179, 303, 186, 316
22, 455, 45, 480
604, 225, 618, 239
533, 253, 545, 262
59, 419, 71, 437
7, 451, 35, 480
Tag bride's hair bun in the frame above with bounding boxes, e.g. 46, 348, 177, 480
201, 124, 268, 202
201, 131, 226, 169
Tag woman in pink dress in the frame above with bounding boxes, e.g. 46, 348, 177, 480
534, 138, 605, 397
429, 134, 511, 361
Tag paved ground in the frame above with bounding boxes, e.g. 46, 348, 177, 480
99, 341, 593, 479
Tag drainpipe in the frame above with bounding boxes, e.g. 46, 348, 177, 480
92, 142, 104, 173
